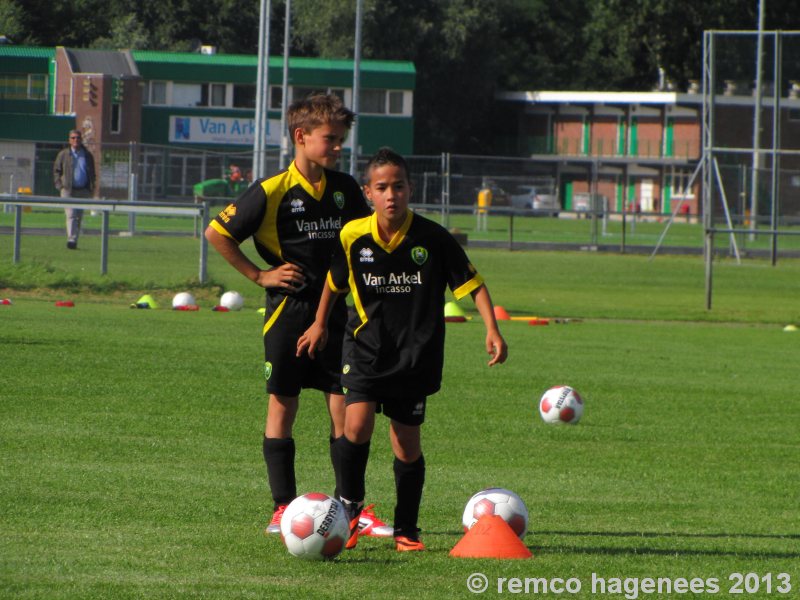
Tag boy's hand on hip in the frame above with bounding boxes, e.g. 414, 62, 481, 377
258, 263, 305, 290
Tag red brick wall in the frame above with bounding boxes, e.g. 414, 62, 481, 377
556, 116, 585, 155
672, 117, 700, 159
590, 117, 619, 156
635, 116, 663, 158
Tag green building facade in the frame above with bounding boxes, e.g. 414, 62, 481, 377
0, 46, 415, 198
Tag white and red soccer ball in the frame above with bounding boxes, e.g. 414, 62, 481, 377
280, 493, 350, 560
220, 290, 244, 311
172, 291, 196, 308
539, 385, 584, 424
462, 487, 529, 538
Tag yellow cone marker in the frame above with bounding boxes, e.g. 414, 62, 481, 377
444, 301, 465, 318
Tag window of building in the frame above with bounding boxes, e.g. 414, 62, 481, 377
359, 89, 409, 115
268, 86, 344, 110
388, 90, 404, 114
201, 83, 227, 107
0, 74, 47, 100
111, 103, 122, 134
292, 86, 322, 102
0, 74, 25, 99
211, 83, 226, 106
269, 86, 283, 110
145, 81, 167, 105
360, 89, 386, 114
173, 83, 202, 107
28, 74, 47, 99
233, 84, 256, 108
292, 86, 345, 103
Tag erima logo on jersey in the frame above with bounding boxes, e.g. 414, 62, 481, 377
290, 198, 305, 213
359, 247, 374, 262
334, 191, 345, 209
412, 402, 425, 416
218, 203, 236, 223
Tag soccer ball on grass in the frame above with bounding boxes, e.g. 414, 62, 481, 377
539, 385, 584, 424
220, 290, 245, 311
172, 291, 196, 308
462, 487, 529, 538
280, 493, 350, 560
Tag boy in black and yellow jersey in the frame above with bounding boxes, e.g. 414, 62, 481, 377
298, 148, 508, 552
205, 94, 391, 538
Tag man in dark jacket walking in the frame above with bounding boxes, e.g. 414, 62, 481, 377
53, 129, 96, 249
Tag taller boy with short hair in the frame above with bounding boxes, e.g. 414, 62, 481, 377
298, 147, 508, 551
205, 94, 390, 537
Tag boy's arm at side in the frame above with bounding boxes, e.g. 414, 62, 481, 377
471, 284, 508, 367
297, 278, 343, 359
204, 225, 305, 290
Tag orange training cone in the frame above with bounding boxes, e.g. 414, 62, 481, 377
493, 306, 510, 321
449, 515, 533, 559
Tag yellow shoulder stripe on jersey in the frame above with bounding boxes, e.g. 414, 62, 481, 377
327, 271, 349, 294
350, 282, 369, 338
336, 216, 373, 338
339, 214, 372, 248
258, 172, 293, 259
289, 161, 326, 201
208, 219, 240, 243
452, 274, 485, 301
262, 296, 288, 336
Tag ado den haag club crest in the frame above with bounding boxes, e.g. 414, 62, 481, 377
333, 191, 345, 209
411, 246, 428, 265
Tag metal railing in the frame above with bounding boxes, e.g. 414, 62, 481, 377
1, 194, 211, 282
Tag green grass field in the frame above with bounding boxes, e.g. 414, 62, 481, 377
2, 230, 799, 599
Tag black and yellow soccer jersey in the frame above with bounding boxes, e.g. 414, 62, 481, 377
209, 161, 370, 299
328, 210, 485, 397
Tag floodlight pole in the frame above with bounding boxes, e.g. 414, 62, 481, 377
278, 0, 292, 170
253, 0, 272, 180
702, 30, 716, 310
769, 32, 782, 265
749, 0, 765, 241
349, 0, 363, 177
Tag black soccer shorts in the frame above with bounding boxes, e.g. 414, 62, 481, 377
262, 291, 347, 397
344, 389, 427, 426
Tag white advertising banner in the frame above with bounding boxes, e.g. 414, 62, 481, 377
169, 116, 281, 146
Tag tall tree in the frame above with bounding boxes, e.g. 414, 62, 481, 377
7, 0, 800, 151
292, 0, 503, 152
577, 0, 800, 91
0, 0, 27, 43
91, 13, 150, 50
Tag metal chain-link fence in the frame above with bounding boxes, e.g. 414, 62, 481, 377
3, 138, 800, 255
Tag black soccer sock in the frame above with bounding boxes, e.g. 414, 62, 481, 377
263, 436, 296, 508
330, 435, 342, 499
336, 436, 370, 504
393, 454, 425, 537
